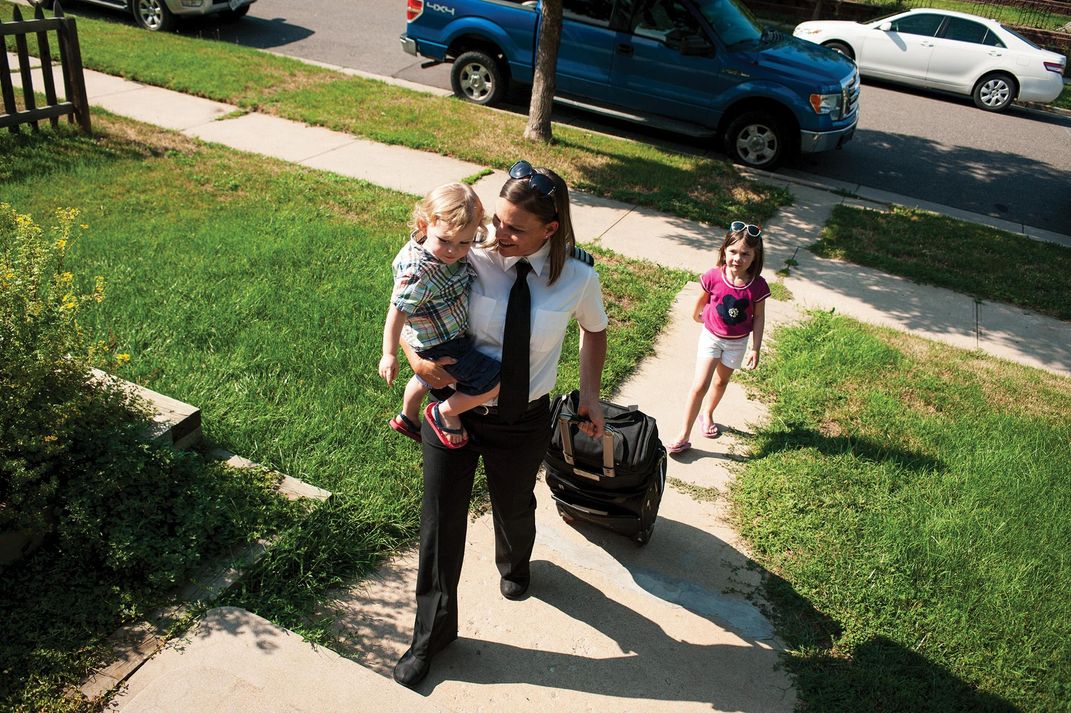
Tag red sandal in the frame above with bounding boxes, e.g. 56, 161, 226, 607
424, 401, 468, 449
389, 413, 421, 443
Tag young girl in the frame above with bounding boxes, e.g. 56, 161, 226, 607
667, 221, 769, 455
378, 183, 500, 449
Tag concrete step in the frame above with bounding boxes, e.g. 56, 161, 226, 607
109, 607, 454, 713
92, 370, 202, 450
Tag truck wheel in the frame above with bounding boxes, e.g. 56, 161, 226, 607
451, 50, 506, 106
973, 72, 1016, 112
132, 0, 176, 31
724, 111, 785, 170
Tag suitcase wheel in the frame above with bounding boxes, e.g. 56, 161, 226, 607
633, 521, 654, 545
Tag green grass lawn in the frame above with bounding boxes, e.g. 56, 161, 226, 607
813, 205, 1071, 321
0, 0, 789, 228
733, 311, 1071, 712
0, 115, 690, 710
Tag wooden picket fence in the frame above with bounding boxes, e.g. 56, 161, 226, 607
0, 1, 90, 134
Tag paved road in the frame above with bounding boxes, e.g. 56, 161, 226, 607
68, 0, 1071, 233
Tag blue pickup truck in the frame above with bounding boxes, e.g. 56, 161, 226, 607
400, 0, 859, 169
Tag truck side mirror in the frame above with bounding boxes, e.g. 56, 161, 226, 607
665, 28, 714, 57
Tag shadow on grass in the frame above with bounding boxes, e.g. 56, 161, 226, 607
785, 633, 1021, 713
0, 124, 161, 185
754, 425, 945, 474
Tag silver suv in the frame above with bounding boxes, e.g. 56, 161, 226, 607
37, 0, 256, 32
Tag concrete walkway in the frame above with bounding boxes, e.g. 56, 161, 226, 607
8, 53, 1069, 712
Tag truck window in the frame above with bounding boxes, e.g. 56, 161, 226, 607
693, 0, 760, 48
563, 0, 613, 26
631, 0, 709, 49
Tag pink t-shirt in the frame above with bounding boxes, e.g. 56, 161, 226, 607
699, 267, 770, 339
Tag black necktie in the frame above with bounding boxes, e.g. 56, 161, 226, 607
498, 260, 532, 423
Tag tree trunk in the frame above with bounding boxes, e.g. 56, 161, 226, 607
524, 0, 563, 143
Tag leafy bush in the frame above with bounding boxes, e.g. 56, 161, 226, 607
0, 202, 118, 536
0, 203, 288, 585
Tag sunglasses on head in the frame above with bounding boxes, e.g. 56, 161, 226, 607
509, 160, 556, 198
730, 221, 762, 238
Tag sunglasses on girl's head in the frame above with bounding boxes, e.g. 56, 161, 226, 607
508, 160, 556, 198
730, 220, 762, 237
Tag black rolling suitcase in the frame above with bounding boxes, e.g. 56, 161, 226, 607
543, 391, 667, 545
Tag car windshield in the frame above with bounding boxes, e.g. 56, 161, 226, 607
866, 11, 904, 26
695, 0, 762, 47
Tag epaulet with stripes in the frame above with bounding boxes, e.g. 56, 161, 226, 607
570, 246, 595, 267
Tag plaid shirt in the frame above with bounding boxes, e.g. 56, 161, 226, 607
391, 237, 476, 350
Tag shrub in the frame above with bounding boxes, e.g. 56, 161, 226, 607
1, 204, 286, 585
0, 203, 120, 536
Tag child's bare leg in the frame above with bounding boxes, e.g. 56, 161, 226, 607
402, 375, 428, 425
673, 357, 717, 444
701, 362, 736, 430
435, 384, 500, 445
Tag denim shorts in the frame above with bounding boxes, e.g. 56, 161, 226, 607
697, 327, 748, 369
416, 334, 501, 396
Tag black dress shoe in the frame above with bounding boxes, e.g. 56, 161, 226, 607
393, 648, 430, 688
500, 577, 530, 600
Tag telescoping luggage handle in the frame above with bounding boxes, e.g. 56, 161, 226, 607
557, 414, 617, 479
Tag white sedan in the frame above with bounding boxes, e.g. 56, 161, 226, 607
794, 9, 1066, 111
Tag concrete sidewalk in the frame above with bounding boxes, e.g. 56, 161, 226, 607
8, 53, 1070, 712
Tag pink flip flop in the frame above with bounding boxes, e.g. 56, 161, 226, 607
424, 401, 468, 449
389, 413, 421, 443
667, 439, 691, 455
699, 414, 720, 439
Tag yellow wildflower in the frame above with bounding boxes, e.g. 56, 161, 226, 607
116, 353, 131, 366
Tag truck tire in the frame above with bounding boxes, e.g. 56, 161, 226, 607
724, 111, 786, 170
451, 50, 506, 106
131, 0, 176, 31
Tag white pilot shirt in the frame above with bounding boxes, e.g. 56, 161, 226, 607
466, 240, 608, 403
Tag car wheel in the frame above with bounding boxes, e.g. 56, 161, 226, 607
824, 41, 854, 60
450, 50, 506, 106
131, 0, 176, 32
724, 111, 786, 170
973, 72, 1016, 112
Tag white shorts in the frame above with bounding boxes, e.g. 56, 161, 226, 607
697, 327, 748, 369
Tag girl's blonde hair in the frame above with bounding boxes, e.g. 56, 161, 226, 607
410, 182, 488, 241
716, 226, 764, 279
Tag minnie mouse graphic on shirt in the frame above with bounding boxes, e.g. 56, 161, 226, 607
716, 294, 750, 326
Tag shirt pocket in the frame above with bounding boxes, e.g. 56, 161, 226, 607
468, 293, 504, 343
531, 309, 571, 353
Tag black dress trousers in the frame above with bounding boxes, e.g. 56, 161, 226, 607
410, 396, 552, 659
